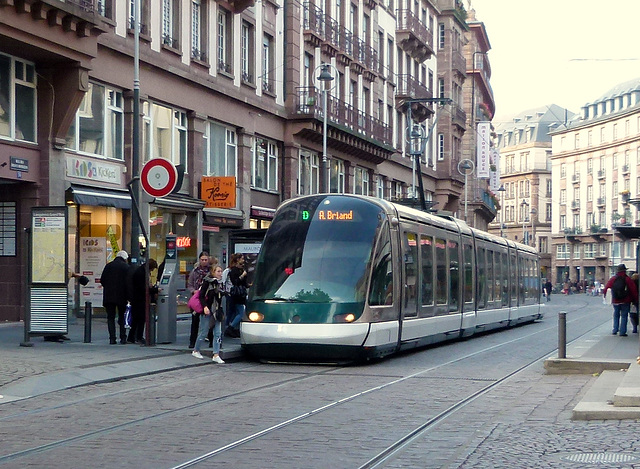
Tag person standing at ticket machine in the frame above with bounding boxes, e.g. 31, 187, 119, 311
187, 251, 213, 349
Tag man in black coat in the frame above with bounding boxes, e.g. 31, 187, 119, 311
127, 258, 158, 344
100, 250, 130, 344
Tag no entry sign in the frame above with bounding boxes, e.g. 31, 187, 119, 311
140, 158, 178, 198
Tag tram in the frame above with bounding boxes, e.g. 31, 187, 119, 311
241, 194, 541, 362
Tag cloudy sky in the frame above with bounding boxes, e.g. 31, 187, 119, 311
470, 0, 640, 124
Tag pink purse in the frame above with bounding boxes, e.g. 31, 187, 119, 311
187, 290, 204, 313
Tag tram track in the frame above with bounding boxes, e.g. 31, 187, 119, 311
0, 297, 598, 467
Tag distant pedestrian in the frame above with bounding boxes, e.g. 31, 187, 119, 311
187, 252, 214, 349
127, 258, 158, 345
544, 280, 553, 302
100, 250, 130, 344
192, 264, 225, 363
603, 264, 638, 337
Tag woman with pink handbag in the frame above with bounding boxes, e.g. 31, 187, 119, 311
192, 265, 225, 363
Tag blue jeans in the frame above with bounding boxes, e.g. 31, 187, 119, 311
194, 314, 222, 354
229, 302, 245, 329
613, 302, 630, 335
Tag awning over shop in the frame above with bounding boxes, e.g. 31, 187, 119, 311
152, 193, 206, 211
66, 185, 131, 209
204, 207, 244, 228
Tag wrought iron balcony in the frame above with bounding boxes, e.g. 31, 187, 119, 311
395, 9, 434, 62
295, 86, 392, 147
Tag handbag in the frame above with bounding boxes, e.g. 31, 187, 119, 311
187, 290, 204, 314
230, 284, 247, 299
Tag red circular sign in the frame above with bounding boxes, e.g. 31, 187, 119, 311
140, 158, 178, 198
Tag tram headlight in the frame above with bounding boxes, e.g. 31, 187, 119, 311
333, 313, 356, 323
248, 311, 264, 322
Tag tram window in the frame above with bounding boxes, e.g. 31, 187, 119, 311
448, 239, 459, 312
487, 250, 494, 303
519, 257, 526, 303
477, 247, 486, 308
510, 253, 517, 301
494, 251, 501, 303
501, 253, 509, 306
420, 235, 434, 306
435, 238, 447, 305
368, 223, 393, 306
403, 232, 418, 315
463, 243, 473, 304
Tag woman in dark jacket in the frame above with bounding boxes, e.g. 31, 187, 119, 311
225, 254, 248, 338
192, 265, 225, 363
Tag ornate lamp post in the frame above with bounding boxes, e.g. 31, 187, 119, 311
458, 159, 475, 222
497, 184, 506, 237
521, 199, 529, 244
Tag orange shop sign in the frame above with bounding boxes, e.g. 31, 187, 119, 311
201, 176, 236, 209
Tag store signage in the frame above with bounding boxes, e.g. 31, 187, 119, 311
476, 121, 490, 178
66, 156, 122, 184
141, 158, 178, 197
201, 176, 236, 208
176, 236, 191, 248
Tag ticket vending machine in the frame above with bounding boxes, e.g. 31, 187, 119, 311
156, 236, 178, 343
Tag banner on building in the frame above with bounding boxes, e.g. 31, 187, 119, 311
476, 122, 490, 178
489, 148, 500, 191
201, 177, 236, 209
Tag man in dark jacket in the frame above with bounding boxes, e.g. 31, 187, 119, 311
100, 250, 130, 344
603, 264, 639, 337
127, 258, 158, 344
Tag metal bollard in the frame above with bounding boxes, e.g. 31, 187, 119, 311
84, 301, 92, 343
558, 311, 567, 359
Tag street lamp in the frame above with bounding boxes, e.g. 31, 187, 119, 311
316, 63, 334, 193
458, 159, 475, 222
521, 199, 529, 244
530, 207, 537, 248
497, 184, 506, 237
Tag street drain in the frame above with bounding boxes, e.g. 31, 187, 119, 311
563, 452, 638, 464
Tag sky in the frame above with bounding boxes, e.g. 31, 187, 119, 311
469, 0, 640, 125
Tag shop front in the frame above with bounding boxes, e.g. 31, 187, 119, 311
149, 194, 205, 313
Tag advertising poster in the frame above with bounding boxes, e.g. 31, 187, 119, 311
80, 237, 107, 304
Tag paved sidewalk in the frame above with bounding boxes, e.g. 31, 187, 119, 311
0, 314, 243, 404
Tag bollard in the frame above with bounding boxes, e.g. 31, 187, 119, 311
558, 311, 566, 359
84, 301, 92, 343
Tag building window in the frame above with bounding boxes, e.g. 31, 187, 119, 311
376, 175, 384, 198
329, 158, 345, 193
556, 244, 568, 260
262, 34, 274, 93
217, 8, 232, 73
546, 203, 552, 222
587, 158, 592, 174
299, 151, 319, 195
141, 101, 187, 167
66, 82, 123, 160
0, 54, 36, 143
241, 21, 254, 84
437, 133, 444, 161
162, 0, 179, 48
587, 185, 593, 202
354, 167, 369, 195
203, 122, 236, 177
438, 23, 445, 49
253, 137, 278, 191
560, 189, 566, 204
560, 214, 566, 230
129, 0, 149, 33
191, 0, 207, 61
560, 163, 566, 178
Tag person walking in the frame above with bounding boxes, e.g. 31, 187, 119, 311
187, 251, 213, 349
127, 258, 158, 345
603, 264, 638, 337
192, 265, 225, 363
631, 273, 640, 334
543, 279, 553, 302
100, 250, 130, 344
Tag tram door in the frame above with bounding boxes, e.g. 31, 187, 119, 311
402, 230, 419, 319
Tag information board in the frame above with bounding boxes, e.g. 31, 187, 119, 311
31, 207, 67, 284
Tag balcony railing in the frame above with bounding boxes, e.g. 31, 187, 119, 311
572, 174, 579, 183
597, 169, 606, 179
597, 197, 606, 206
295, 86, 392, 146
396, 74, 432, 100
396, 9, 433, 56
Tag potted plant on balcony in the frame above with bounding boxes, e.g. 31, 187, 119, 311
620, 190, 631, 203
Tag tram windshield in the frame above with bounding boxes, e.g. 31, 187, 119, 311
251, 196, 385, 304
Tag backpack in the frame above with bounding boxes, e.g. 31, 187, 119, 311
611, 275, 629, 300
